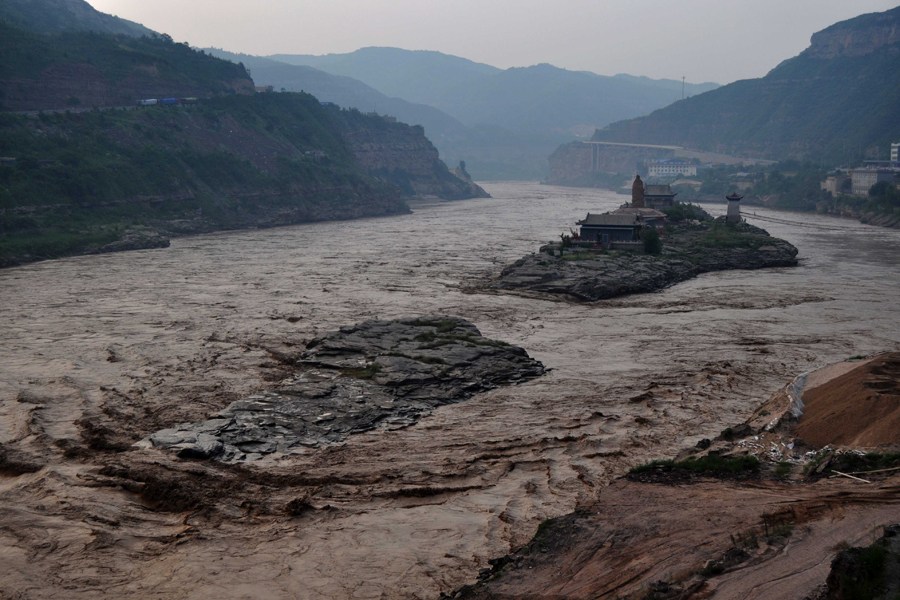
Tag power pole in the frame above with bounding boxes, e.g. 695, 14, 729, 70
682, 76, 685, 100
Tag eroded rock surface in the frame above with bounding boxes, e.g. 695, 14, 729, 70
145, 316, 544, 461
487, 222, 799, 302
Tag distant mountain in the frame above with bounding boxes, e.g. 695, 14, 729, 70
429, 63, 718, 137
0, 0, 153, 37
270, 47, 500, 106
271, 47, 719, 179
592, 7, 900, 164
209, 50, 548, 179
273, 47, 718, 135
205, 49, 472, 148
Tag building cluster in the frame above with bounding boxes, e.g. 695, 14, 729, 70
576, 176, 742, 250
822, 142, 900, 197
646, 159, 698, 178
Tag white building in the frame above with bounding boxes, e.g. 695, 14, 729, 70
892, 142, 899, 163
850, 167, 896, 196
646, 160, 697, 178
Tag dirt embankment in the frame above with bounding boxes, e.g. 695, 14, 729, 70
451, 354, 900, 600
795, 353, 900, 448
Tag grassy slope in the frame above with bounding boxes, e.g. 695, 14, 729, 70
0, 93, 407, 266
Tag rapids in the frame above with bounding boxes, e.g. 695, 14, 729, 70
0, 182, 898, 599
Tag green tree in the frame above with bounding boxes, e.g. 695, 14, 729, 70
642, 227, 662, 255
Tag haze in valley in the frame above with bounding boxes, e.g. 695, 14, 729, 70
86, 0, 897, 83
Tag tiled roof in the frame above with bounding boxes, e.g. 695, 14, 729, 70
579, 213, 639, 226
611, 207, 667, 219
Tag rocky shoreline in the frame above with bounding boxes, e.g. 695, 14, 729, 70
484, 221, 799, 302
144, 316, 545, 462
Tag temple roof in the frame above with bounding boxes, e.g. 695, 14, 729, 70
612, 207, 667, 219
645, 184, 677, 197
579, 212, 640, 226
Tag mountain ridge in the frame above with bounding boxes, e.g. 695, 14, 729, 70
258, 46, 719, 179
589, 6, 900, 164
0, 0, 153, 37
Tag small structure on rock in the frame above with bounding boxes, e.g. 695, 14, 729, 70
578, 212, 644, 244
726, 192, 743, 223
631, 175, 676, 210
644, 184, 677, 209
578, 207, 666, 246
631, 174, 645, 208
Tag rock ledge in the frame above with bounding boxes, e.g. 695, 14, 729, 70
143, 316, 544, 461
484, 222, 799, 302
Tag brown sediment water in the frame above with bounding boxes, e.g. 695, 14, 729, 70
0, 182, 898, 599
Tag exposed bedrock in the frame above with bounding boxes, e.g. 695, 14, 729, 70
486, 223, 799, 302
144, 316, 545, 461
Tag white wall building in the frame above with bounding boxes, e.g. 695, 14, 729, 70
646, 160, 697, 178
850, 168, 895, 196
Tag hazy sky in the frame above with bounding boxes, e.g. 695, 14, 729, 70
86, 0, 897, 84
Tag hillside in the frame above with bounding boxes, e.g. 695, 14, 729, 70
205, 49, 475, 159
0, 1, 487, 266
271, 47, 719, 179
0, 18, 255, 111
0, 0, 153, 37
591, 6, 900, 164
0, 92, 486, 267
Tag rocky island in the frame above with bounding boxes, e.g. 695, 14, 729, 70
486, 187, 798, 302
144, 316, 545, 462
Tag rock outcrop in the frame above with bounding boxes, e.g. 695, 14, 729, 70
806, 8, 900, 59
338, 116, 490, 200
485, 222, 799, 302
144, 316, 544, 462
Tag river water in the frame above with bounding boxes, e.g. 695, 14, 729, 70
0, 181, 898, 599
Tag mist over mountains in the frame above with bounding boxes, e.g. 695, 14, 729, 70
4, 0, 896, 180
260, 47, 719, 179
591, 6, 900, 164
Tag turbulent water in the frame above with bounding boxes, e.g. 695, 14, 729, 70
0, 181, 898, 599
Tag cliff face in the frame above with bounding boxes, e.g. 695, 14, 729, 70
334, 114, 489, 199
547, 141, 677, 186
805, 8, 900, 58
0, 92, 491, 267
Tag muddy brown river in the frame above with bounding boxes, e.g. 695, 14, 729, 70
1, 182, 898, 599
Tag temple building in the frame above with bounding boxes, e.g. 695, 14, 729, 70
643, 184, 677, 209
630, 175, 677, 209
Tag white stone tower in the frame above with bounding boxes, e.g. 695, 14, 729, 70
725, 192, 743, 223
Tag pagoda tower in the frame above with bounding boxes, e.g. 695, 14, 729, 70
631, 175, 645, 208
725, 192, 743, 223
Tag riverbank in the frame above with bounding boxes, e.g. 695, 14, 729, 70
451, 353, 900, 599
